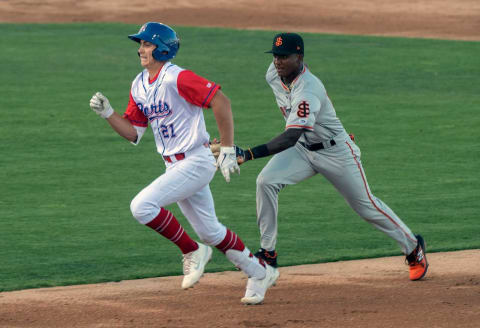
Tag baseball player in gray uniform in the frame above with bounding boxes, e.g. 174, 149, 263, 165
236, 33, 428, 281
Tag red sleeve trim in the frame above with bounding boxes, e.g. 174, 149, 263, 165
202, 84, 220, 108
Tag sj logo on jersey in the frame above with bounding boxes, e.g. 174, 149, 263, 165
297, 101, 310, 118
138, 101, 172, 120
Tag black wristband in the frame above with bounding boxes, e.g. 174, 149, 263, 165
246, 144, 269, 161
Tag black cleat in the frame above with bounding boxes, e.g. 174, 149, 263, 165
254, 248, 278, 268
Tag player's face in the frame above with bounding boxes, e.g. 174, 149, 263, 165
138, 40, 157, 68
273, 54, 303, 82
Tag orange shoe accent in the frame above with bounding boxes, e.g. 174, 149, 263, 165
407, 235, 429, 281
409, 256, 428, 280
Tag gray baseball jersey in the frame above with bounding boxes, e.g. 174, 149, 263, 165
257, 62, 418, 255
266, 62, 344, 143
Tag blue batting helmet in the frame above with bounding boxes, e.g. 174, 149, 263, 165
128, 22, 180, 61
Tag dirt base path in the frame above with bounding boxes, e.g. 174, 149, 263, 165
1, 0, 479, 41
1, 250, 479, 328
1, 1, 479, 327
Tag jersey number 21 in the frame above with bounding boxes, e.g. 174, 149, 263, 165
160, 124, 176, 138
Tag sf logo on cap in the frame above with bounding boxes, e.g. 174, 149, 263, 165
275, 37, 283, 47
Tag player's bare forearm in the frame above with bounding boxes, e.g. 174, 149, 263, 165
210, 90, 234, 147
106, 112, 138, 142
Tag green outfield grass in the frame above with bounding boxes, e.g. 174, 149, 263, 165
0, 23, 479, 292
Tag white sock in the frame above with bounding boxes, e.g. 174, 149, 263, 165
225, 247, 266, 279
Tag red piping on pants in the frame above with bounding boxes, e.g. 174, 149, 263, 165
345, 141, 417, 244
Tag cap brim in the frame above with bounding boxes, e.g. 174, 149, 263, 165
265, 49, 296, 55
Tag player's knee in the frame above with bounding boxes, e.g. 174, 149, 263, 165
256, 174, 282, 193
130, 196, 157, 224
256, 173, 272, 189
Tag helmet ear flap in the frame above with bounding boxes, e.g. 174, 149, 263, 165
152, 50, 165, 61
152, 44, 171, 61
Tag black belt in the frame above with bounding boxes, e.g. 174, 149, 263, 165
299, 139, 336, 151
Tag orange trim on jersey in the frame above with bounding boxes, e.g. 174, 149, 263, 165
345, 141, 417, 244
286, 124, 313, 130
280, 65, 307, 90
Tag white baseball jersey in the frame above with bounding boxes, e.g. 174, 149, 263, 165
123, 62, 220, 156
265, 62, 345, 144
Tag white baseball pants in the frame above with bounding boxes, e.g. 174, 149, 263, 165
130, 145, 227, 246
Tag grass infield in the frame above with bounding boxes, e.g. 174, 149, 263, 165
0, 23, 479, 291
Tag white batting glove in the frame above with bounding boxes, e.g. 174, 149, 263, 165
216, 146, 240, 183
89, 92, 114, 119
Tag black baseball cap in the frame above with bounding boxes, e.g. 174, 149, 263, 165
266, 33, 304, 55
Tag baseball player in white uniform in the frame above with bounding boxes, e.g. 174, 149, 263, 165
235, 33, 428, 281
88, 22, 278, 304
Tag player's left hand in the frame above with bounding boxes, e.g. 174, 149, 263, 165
216, 146, 240, 183
89, 92, 114, 119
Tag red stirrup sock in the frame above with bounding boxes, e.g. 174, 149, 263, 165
215, 228, 246, 253
146, 208, 198, 254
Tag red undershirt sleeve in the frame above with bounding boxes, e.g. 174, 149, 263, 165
122, 92, 148, 127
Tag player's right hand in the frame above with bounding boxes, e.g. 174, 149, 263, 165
89, 92, 114, 119
235, 145, 247, 165
216, 146, 240, 183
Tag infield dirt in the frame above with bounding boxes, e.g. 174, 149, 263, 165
1, 1, 479, 327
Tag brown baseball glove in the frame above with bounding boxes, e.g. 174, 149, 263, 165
209, 138, 221, 159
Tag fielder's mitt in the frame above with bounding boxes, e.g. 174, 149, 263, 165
209, 139, 221, 159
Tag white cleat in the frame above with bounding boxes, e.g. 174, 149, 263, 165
181, 243, 213, 289
241, 264, 279, 305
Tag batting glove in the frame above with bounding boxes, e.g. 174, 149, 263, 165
89, 92, 114, 119
217, 146, 240, 183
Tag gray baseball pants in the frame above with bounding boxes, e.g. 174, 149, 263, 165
256, 132, 418, 255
